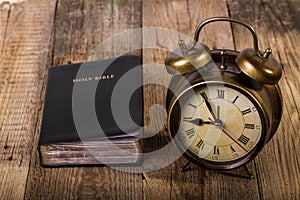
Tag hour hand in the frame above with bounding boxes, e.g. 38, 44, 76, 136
184, 118, 212, 126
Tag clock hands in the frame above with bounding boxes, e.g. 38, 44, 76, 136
216, 105, 220, 120
185, 118, 212, 126
188, 94, 248, 152
201, 93, 224, 126
208, 117, 248, 152
201, 93, 218, 121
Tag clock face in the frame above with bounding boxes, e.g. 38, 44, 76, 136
169, 82, 265, 169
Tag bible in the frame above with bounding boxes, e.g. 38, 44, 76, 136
38, 55, 143, 166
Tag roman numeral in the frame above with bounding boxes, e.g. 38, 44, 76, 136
196, 139, 204, 149
200, 92, 208, 100
232, 96, 239, 104
230, 145, 236, 153
238, 135, 250, 145
245, 123, 255, 129
242, 108, 251, 115
185, 128, 195, 139
213, 146, 220, 155
217, 89, 225, 99
183, 117, 192, 121
188, 103, 197, 108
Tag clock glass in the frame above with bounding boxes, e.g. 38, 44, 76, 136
170, 82, 265, 168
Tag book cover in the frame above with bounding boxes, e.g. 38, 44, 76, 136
38, 55, 143, 166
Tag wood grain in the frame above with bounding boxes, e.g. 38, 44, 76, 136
0, 0, 56, 199
24, 0, 143, 199
0, 2, 9, 55
0, 0, 299, 199
227, 0, 300, 199
142, 0, 260, 200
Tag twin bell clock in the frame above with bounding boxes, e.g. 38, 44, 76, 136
165, 17, 283, 176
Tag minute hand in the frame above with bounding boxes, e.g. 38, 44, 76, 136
201, 93, 217, 121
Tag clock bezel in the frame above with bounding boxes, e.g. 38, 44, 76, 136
167, 81, 268, 170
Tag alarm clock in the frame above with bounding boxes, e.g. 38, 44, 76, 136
165, 17, 283, 171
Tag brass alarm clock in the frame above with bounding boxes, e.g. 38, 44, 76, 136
165, 17, 283, 172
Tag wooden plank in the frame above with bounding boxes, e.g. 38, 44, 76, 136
227, 0, 300, 199
142, 0, 260, 199
24, 0, 143, 199
0, 0, 57, 199
0, 2, 9, 55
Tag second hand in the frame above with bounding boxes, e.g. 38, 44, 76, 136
208, 117, 248, 152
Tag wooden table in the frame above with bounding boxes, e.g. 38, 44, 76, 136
0, 0, 299, 199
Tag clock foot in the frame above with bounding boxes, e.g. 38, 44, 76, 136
219, 165, 255, 179
180, 160, 191, 172
243, 165, 255, 179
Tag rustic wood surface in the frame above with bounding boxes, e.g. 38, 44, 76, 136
0, 0, 299, 199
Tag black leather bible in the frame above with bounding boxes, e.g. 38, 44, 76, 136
38, 55, 143, 166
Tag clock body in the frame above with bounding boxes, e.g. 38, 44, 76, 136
166, 50, 282, 170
